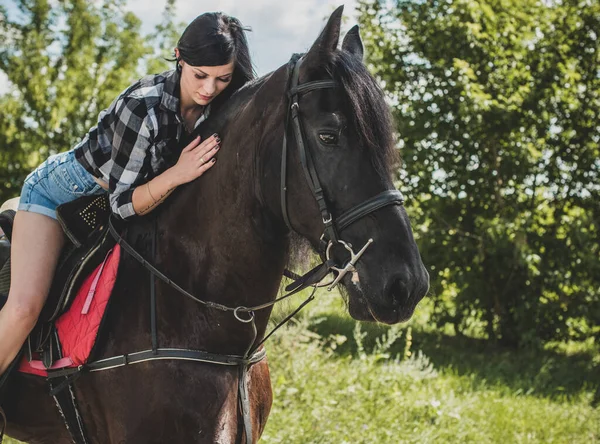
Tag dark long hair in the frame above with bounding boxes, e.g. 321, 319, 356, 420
175, 12, 256, 112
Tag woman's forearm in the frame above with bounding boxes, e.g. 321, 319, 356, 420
132, 168, 180, 215
129, 134, 220, 216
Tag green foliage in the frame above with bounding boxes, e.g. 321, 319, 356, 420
358, 0, 600, 346
260, 300, 599, 443
0, 0, 182, 204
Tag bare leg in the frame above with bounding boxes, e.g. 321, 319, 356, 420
0, 211, 64, 373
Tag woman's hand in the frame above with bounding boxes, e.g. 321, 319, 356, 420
170, 134, 220, 186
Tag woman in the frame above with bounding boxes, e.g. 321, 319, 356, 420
0, 12, 255, 376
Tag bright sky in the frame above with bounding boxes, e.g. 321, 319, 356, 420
0, 1, 359, 92
126, 0, 359, 75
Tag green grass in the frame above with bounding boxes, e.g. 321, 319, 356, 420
260, 293, 599, 443
5, 293, 599, 443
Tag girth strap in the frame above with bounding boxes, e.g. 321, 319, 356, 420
239, 365, 252, 442
50, 378, 90, 444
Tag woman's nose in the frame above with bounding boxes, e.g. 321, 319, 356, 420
203, 80, 216, 95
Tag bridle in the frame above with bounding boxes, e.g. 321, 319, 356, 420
280, 54, 405, 288
48, 55, 407, 444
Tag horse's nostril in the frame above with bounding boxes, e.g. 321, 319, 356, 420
387, 278, 410, 307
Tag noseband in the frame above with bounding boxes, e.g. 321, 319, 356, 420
281, 55, 405, 287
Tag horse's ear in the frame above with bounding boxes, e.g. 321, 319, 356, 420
342, 25, 364, 60
303, 5, 344, 69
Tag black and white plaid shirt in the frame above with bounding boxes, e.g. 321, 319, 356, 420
74, 69, 210, 219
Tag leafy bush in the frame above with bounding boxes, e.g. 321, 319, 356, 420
358, 0, 600, 346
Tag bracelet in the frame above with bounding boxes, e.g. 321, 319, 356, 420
147, 182, 158, 203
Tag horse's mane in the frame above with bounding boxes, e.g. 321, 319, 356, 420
205, 73, 273, 127
325, 51, 398, 178
194, 51, 397, 271
207, 49, 397, 175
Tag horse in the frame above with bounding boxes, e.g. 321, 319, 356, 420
2, 7, 429, 443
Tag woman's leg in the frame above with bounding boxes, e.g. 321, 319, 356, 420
0, 211, 65, 374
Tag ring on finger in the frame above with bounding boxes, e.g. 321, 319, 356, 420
200, 157, 205, 163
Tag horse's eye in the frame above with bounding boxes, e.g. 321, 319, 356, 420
319, 133, 338, 145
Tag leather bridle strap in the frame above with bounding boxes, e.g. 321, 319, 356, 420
281, 55, 338, 242
289, 58, 339, 243
288, 80, 337, 97
280, 56, 405, 252
336, 190, 405, 232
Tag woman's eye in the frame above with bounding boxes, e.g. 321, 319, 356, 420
195, 74, 207, 80
219, 78, 232, 83
319, 133, 338, 145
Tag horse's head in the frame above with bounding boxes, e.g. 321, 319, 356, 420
272, 6, 429, 324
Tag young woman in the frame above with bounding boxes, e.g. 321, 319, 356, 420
0, 12, 255, 375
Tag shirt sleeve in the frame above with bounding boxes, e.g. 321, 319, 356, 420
106, 96, 156, 219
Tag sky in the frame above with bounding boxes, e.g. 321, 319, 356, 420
125, 0, 359, 75
0, 1, 359, 92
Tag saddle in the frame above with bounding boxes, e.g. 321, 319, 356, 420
0, 194, 117, 379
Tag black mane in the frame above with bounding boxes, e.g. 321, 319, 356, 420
197, 52, 397, 181
326, 51, 397, 178
201, 74, 273, 129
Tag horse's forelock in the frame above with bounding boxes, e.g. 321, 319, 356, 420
326, 51, 398, 178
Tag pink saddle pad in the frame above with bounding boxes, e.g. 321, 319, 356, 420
19, 244, 121, 376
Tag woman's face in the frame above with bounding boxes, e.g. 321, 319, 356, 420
176, 49, 235, 107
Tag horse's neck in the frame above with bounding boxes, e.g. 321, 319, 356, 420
146, 82, 289, 354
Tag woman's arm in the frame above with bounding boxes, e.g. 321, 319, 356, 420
132, 134, 220, 215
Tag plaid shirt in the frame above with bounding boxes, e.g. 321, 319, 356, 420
74, 69, 210, 219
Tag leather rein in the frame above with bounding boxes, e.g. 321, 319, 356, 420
47, 55, 406, 443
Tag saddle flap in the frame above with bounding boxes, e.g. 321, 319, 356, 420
42, 222, 116, 324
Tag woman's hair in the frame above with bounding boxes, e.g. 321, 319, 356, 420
175, 12, 256, 111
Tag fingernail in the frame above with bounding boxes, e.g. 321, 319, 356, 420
213, 133, 219, 139
212, 158, 216, 163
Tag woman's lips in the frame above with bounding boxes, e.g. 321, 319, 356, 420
198, 93, 213, 101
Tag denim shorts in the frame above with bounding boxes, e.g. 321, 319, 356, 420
18, 150, 106, 220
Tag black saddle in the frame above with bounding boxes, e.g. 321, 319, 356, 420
0, 194, 118, 369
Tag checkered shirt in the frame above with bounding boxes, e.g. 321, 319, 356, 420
74, 69, 210, 219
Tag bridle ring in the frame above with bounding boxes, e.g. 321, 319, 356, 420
234, 307, 255, 323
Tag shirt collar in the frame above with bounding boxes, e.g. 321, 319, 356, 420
160, 68, 181, 114
160, 68, 212, 125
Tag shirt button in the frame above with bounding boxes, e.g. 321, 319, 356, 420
73, 185, 78, 190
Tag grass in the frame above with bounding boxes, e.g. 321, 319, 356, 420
261, 292, 599, 443
5, 292, 599, 443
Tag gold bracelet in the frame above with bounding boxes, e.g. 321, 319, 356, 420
147, 182, 158, 203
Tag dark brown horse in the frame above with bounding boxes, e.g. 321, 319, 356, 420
3, 7, 429, 443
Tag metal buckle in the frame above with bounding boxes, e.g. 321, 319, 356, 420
322, 214, 332, 224
325, 238, 374, 291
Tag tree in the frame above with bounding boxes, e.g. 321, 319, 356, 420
0, 0, 181, 204
358, 0, 600, 346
